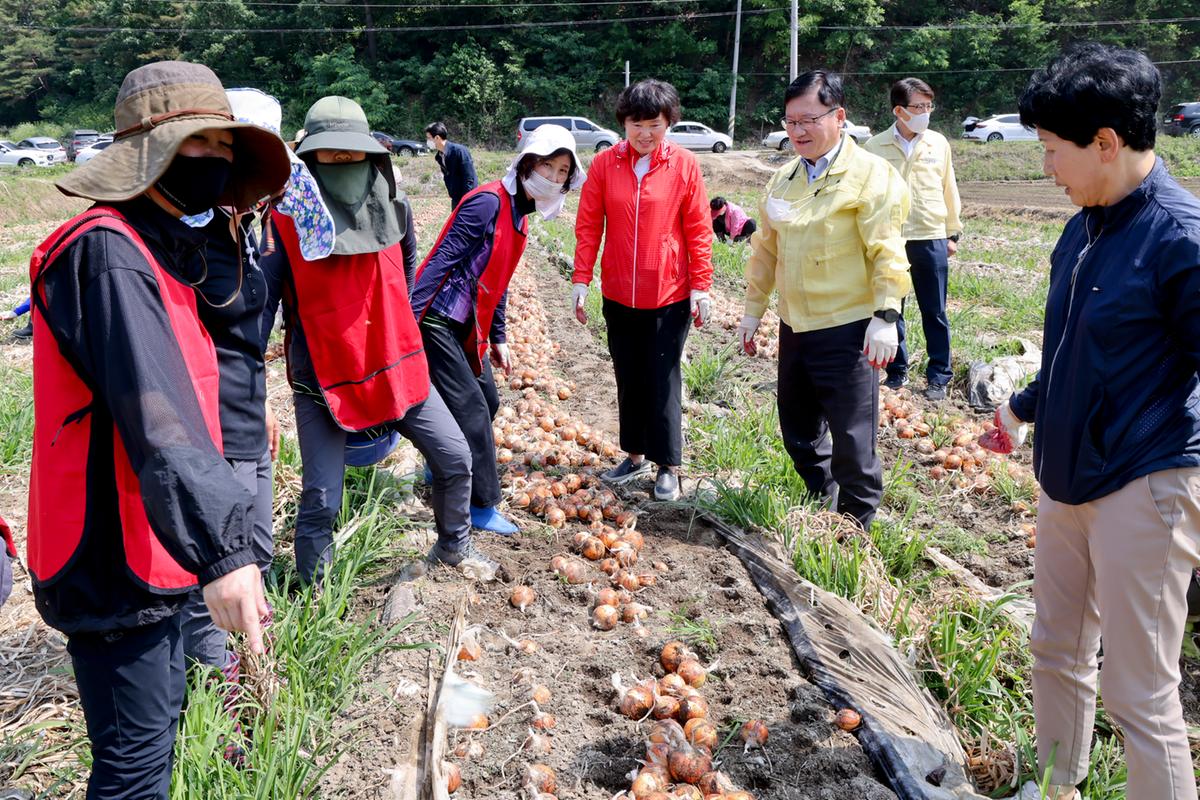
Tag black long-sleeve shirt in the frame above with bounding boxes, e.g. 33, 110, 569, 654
195, 212, 268, 460
34, 198, 254, 634
436, 141, 478, 210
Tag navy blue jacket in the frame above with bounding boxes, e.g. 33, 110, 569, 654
1010, 160, 1200, 504
436, 141, 478, 210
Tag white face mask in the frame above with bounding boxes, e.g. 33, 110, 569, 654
903, 111, 930, 134
180, 208, 215, 228
522, 170, 568, 220
426, 139, 436, 150
765, 196, 795, 224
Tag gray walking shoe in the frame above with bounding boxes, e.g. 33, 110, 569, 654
601, 457, 652, 485
653, 468, 681, 502
427, 539, 498, 581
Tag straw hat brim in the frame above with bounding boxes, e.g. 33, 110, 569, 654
56, 114, 291, 211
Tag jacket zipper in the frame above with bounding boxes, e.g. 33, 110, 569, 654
1039, 217, 1101, 479
630, 153, 661, 310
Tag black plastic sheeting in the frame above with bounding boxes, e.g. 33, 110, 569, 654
705, 514, 989, 800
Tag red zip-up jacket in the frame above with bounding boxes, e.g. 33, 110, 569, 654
572, 140, 713, 309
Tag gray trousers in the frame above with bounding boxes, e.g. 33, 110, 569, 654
293, 385, 472, 583
182, 450, 274, 667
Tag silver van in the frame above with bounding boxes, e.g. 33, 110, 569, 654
516, 116, 620, 152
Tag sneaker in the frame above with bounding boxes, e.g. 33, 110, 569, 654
470, 505, 519, 535
1018, 781, 1079, 800
882, 373, 908, 390
653, 468, 681, 502
427, 539, 498, 581
922, 383, 948, 402
12, 322, 31, 340
601, 457, 652, 485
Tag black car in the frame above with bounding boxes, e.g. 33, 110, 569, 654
66, 129, 100, 161
1163, 102, 1200, 137
371, 131, 429, 157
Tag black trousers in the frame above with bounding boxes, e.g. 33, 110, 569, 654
713, 216, 757, 243
68, 615, 184, 800
420, 317, 502, 508
603, 297, 691, 466
777, 319, 882, 528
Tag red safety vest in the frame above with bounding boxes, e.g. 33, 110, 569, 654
27, 207, 222, 592
415, 181, 529, 375
1, 515, 14, 560
273, 211, 430, 431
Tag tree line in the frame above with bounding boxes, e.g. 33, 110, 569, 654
0, 0, 1197, 143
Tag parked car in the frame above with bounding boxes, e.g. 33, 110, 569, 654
370, 131, 429, 156
74, 136, 113, 165
66, 129, 100, 161
761, 119, 872, 150
0, 141, 54, 168
16, 137, 66, 163
961, 114, 1037, 143
1162, 102, 1200, 137
516, 116, 620, 152
667, 121, 733, 153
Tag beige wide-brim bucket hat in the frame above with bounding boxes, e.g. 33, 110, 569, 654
57, 61, 290, 211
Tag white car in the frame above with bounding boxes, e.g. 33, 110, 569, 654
761, 119, 872, 150
75, 137, 114, 165
667, 122, 733, 153
16, 137, 66, 163
961, 114, 1037, 143
0, 141, 54, 168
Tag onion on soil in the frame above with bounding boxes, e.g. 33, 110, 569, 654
739, 719, 768, 748
835, 708, 862, 731
593, 604, 619, 630
510, 585, 536, 611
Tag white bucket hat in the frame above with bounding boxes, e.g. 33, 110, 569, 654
500, 123, 587, 196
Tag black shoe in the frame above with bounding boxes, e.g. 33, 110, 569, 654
601, 457, 652, 485
653, 468, 681, 501
882, 373, 908, 390
12, 322, 32, 340
923, 383, 948, 402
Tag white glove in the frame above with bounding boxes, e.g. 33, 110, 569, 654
690, 290, 711, 328
997, 398, 1029, 448
490, 341, 512, 375
0, 310, 15, 321
738, 314, 760, 356
571, 283, 589, 325
862, 317, 898, 368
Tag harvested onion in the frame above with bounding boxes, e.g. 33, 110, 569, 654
531, 711, 556, 730
443, 761, 461, 793
676, 659, 707, 687
660, 641, 695, 673
684, 718, 718, 750
677, 694, 708, 721
613, 674, 655, 719
510, 585, 536, 611
631, 769, 666, 798
835, 708, 862, 731
525, 763, 557, 794
531, 684, 552, 704
593, 604, 619, 630
668, 745, 712, 784
739, 719, 768, 748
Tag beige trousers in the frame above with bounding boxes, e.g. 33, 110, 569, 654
1032, 467, 1200, 799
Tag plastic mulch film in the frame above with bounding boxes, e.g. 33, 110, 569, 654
706, 514, 989, 800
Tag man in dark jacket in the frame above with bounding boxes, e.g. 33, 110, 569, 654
29, 61, 289, 799
994, 44, 1200, 800
426, 121, 478, 210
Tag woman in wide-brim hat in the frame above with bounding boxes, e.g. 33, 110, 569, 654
410, 123, 585, 536
26, 60, 289, 796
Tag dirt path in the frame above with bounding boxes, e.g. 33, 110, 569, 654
960, 177, 1200, 214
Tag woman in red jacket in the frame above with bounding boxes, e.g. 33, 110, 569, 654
572, 79, 714, 501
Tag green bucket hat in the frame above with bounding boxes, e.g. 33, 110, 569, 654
56, 61, 291, 211
294, 96, 389, 156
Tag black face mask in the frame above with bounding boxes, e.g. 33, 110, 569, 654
155, 155, 232, 216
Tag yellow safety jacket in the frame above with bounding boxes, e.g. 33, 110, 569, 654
863, 126, 962, 241
745, 135, 911, 333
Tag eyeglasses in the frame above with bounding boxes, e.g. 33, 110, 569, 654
905, 103, 935, 113
781, 107, 841, 129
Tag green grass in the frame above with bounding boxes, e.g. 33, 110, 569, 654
664, 606, 720, 652
0, 361, 33, 474
950, 137, 1200, 181
168, 472, 432, 798
682, 341, 738, 406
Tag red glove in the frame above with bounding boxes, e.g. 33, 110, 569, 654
978, 408, 1014, 454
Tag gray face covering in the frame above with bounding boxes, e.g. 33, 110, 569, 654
312, 161, 373, 206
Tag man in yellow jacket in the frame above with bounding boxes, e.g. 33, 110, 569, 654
740, 70, 910, 529
864, 78, 962, 401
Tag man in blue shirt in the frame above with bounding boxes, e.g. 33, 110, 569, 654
426, 121, 478, 210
